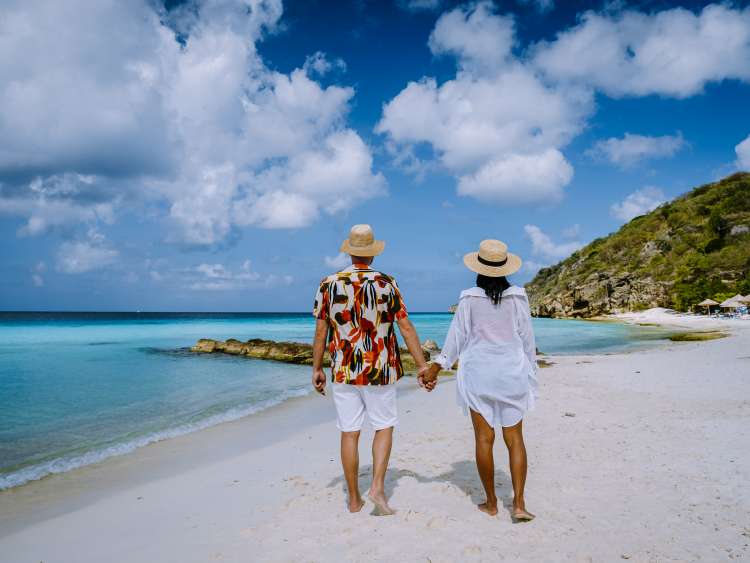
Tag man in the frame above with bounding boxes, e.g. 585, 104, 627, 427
311, 224, 428, 515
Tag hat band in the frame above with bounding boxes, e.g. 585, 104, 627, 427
478, 255, 507, 267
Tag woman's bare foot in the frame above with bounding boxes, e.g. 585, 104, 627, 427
511, 506, 535, 522
348, 496, 365, 513
477, 501, 499, 516
366, 490, 395, 516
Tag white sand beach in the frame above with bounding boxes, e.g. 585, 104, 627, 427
613, 307, 749, 331
1, 322, 749, 562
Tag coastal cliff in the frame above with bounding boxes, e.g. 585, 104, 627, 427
525, 173, 750, 318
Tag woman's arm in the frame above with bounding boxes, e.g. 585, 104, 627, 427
434, 298, 468, 371
514, 294, 539, 392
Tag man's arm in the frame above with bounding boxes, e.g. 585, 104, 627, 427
312, 318, 328, 395
396, 316, 428, 375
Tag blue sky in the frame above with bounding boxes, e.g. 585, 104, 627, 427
1, 0, 749, 312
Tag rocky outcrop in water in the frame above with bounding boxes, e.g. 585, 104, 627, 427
191, 338, 430, 372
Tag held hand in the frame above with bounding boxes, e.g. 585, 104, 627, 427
312, 368, 326, 396
417, 364, 440, 392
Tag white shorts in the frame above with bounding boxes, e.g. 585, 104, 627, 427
332, 384, 398, 432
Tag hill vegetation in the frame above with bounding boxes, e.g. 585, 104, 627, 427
525, 173, 750, 317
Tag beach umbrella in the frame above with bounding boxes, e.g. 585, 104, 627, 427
697, 298, 719, 314
719, 297, 742, 309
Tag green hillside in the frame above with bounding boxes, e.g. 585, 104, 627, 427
525, 173, 750, 317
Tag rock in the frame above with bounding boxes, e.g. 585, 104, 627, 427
529, 272, 671, 318
223, 339, 245, 355
243, 339, 320, 365
422, 339, 439, 352
526, 174, 750, 316
402, 347, 430, 370
190, 338, 429, 373
191, 338, 217, 353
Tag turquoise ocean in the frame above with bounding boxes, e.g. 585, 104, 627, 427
0, 312, 670, 489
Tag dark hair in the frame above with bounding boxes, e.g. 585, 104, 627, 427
476, 274, 510, 306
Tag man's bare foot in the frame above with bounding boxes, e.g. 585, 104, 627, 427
348, 496, 365, 513
511, 506, 535, 522
477, 501, 498, 516
366, 490, 395, 516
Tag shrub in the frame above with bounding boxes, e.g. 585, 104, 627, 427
708, 209, 729, 238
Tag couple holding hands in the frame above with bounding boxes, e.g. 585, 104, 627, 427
311, 224, 538, 521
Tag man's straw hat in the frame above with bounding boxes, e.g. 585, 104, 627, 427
463, 239, 522, 277
340, 224, 385, 257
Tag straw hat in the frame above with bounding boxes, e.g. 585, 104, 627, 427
340, 224, 385, 257
463, 239, 522, 277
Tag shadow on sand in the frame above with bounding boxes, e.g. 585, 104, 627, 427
327, 459, 515, 516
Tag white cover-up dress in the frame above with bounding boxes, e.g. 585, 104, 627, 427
435, 286, 538, 428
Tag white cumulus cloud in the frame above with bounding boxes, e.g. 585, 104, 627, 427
428, 1, 515, 73
0, 0, 383, 247
532, 4, 750, 98
56, 230, 119, 274
31, 261, 46, 287
524, 224, 582, 261
188, 259, 288, 291
610, 187, 666, 222
377, 2, 590, 206
324, 253, 350, 270
735, 135, 750, 170
587, 133, 685, 167
458, 149, 573, 204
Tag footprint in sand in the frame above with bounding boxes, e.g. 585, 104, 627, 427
427, 516, 446, 529
282, 475, 310, 488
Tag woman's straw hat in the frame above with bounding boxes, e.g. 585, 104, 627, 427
463, 239, 522, 277
340, 224, 385, 257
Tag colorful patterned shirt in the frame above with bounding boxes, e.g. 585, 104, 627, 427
313, 263, 408, 385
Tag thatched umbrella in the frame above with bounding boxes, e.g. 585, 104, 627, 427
697, 298, 719, 314
720, 297, 742, 309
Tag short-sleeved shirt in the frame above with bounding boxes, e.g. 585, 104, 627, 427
313, 263, 408, 385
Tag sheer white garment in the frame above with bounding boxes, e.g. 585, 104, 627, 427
435, 286, 538, 428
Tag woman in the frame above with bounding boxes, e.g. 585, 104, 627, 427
420, 239, 538, 521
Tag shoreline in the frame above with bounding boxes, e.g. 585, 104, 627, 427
0, 388, 333, 536
1, 325, 749, 561
0, 310, 731, 493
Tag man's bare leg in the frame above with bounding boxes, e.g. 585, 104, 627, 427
367, 426, 395, 515
341, 430, 364, 512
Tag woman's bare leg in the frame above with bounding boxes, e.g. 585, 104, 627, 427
470, 409, 498, 515
501, 420, 534, 520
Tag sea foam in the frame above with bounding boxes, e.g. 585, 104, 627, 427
0, 388, 310, 490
